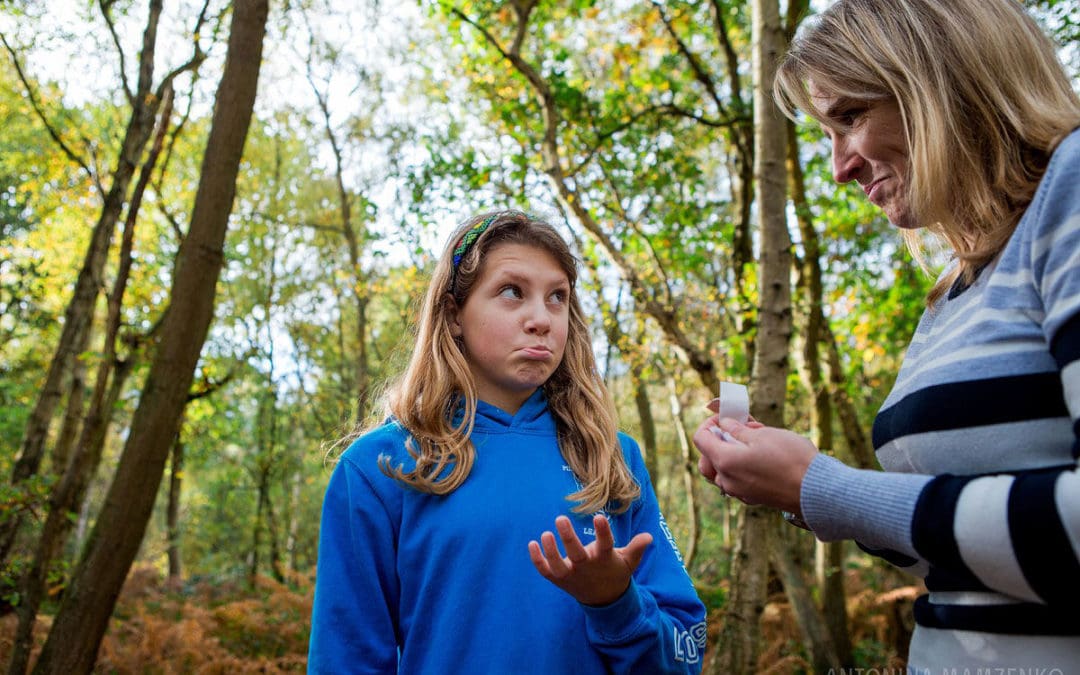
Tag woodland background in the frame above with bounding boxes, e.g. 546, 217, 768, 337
0, 0, 1076, 673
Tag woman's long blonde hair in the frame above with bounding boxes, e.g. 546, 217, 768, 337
377, 210, 639, 514
774, 0, 1080, 303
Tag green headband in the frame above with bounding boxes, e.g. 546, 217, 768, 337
450, 214, 497, 293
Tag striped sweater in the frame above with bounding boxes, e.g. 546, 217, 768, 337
800, 127, 1080, 670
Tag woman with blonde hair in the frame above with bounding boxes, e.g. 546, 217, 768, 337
309, 210, 706, 673
694, 0, 1080, 669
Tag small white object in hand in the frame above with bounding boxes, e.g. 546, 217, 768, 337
706, 381, 749, 423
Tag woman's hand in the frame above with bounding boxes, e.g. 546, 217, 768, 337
692, 415, 818, 515
528, 514, 653, 606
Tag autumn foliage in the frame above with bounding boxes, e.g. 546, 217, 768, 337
0, 559, 926, 673
701, 566, 919, 674
0, 565, 312, 674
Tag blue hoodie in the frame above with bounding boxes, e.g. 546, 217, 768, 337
308, 389, 707, 674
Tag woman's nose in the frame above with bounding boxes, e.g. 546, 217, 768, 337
832, 136, 864, 184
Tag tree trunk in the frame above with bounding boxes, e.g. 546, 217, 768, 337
30, 3, 267, 671
303, 19, 371, 424
634, 371, 660, 485
711, 507, 774, 675
661, 0, 755, 290
249, 467, 267, 585
571, 228, 662, 487
286, 466, 302, 572
166, 436, 184, 584
5, 368, 137, 675
5, 73, 178, 675
716, 0, 791, 671
823, 322, 877, 470
820, 540, 853, 665
786, 112, 857, 666
770, 529, 841, 672
333, 140, 370, 425
0, 0, 172, 568
666, 374, 700, 569
265, 485, 285, 584
50, 355, 87, 479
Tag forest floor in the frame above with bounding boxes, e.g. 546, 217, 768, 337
0, 563, 917, 673
0, 564, 312, 673
714, 573, 920, 673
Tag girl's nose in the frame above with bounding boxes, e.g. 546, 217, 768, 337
523, 299, 551, 333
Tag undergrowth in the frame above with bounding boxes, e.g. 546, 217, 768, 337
700, 566, 918, 674
0, 561, 915, 673
0, 564, 312, 674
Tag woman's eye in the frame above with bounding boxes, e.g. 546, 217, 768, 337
498, 285, 522, 299
549, 290, 568, 304
838, 107, 865, 127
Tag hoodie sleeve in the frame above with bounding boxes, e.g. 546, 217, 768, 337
308, 446, 401, 674
582, 435, 708, 674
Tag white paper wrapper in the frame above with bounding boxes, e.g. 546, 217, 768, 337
706, 381, 749, 423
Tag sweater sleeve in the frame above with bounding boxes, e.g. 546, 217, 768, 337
802, 131, 1080, 606
582, 436, 708, 674
308, 449, 401, 674
800, 453, 931, 570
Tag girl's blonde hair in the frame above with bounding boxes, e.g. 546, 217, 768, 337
774, 0, 1080, 303
378, 210, 639, 514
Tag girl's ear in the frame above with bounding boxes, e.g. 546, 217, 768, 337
445, 294, 463, 338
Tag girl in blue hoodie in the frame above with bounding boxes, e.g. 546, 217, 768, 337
308, 210, 707, 674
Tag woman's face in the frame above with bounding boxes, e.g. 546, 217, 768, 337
810, 83, 916, 229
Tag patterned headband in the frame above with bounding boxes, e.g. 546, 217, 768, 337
450, 214, 498, 293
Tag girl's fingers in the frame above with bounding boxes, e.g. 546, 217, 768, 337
540, 531, 570, 575
622, 532, 654, 571
555, 516, 588, 562
592, 514, 615, 551
527, 540, 551, 575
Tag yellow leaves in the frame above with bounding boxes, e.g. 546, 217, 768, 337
20, 213, 93, 315
861, 343, 886, 364
645, 34, 669, 52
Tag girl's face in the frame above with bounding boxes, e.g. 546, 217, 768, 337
811, 83, 916, 229
449, 242, 571, 415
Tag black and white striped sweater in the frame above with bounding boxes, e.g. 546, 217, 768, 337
801, 128, 1080, 669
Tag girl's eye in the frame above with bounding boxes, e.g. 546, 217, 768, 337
498, 285, 523, 299
549, 289, 568, 304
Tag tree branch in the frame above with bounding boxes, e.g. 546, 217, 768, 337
0, 33, 100, 195
98, 0, 134, 105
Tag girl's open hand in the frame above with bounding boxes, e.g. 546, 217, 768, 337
528, 514, 653, 606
